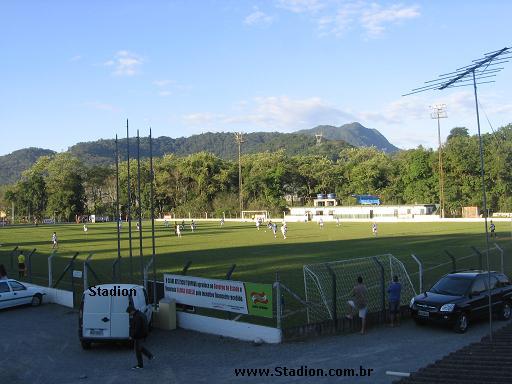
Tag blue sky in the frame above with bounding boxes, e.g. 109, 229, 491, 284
1, 0, 511, 156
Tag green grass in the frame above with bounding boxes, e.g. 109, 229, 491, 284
1, 220, 510, 326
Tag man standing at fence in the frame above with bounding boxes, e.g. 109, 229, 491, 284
346, 276, 368, 335
388, 275, 402, 327
17, 252, 26, 279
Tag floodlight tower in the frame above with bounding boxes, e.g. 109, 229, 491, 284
430, 104, 447, 218
234, 132, 244, 215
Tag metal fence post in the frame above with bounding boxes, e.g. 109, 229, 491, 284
26, 248, 36, 283
275, 271, 282, 330
83, 253, 94, 290
494, 243, 504, 273
471, 246, 483, 270
411, 254, 423, 293
325, 265, 338, 328
445, 250, 456, 272
48, 250, 56, 287
112, 258, 119, 283
182, 261, 192, 275
225, 264, 236, 280
9, 246, 18, 273
372, 257, 386, 323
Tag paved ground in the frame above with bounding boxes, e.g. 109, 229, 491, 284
2, 304, 510, 384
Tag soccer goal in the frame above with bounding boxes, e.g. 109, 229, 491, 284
241, 210, 269, 221
303, 254, 416, 324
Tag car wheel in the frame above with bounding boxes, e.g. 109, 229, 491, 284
31, 294, 42, 306
501, 302, 511, 321
81, 340, 91, 350
454, 313, 469, 333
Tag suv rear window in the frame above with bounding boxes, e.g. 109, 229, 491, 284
430, 276, 473, 296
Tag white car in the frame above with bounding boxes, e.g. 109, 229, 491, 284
0, 279, 45, 309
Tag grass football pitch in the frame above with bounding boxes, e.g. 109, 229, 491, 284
1, 220, 510, 292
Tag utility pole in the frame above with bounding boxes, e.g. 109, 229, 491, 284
430, 104, 447, 218
234, 132, 244, 215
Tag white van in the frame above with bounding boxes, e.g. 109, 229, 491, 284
79, 284, 153, 349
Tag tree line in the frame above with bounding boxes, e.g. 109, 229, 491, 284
3, 125, 512, 222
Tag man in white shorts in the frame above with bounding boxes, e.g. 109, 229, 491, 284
346, 276, 368, 334
281, 223, 287, 239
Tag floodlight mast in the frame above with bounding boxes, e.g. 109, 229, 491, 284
234, 132, 244, 215
404, 46, 512, 342
430, 104, 447, 218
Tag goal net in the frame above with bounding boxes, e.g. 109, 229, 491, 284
303, 254, 416, 324
241, 210, 269, 221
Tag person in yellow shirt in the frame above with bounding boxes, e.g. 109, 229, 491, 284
18, 252, 26, 279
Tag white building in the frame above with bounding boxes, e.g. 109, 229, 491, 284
285, 204, 437, 222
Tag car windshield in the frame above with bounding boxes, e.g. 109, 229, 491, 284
430, 276, 473, 296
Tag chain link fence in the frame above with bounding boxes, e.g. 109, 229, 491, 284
303, 254, 416, 324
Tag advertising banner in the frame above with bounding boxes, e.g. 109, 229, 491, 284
164, 274, 273, 318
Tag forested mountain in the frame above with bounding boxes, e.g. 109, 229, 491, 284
66, 132, 353, 166
0, 148, 55, 185
3, 124, 512, 221
296, 122, 399, 153
0, 123, 397, 185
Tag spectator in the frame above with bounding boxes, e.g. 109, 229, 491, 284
18, 252, 26, 279
388, 275, 402, 327
346, 276, 368, 335
126, 305, 154, 369
0, 264, 8, 280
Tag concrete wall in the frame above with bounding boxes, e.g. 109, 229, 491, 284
25, 283, 74, 308
176, 312, 282, 344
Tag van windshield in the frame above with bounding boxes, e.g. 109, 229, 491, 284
430, 277, 473, 296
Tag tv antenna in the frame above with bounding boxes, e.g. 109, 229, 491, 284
404, 46, 512, 342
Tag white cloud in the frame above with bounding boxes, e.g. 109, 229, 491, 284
153, 79, 174, 87
104, 50, 143, 76
84, 101, 121, 113
159, 90, 172, 97
69, 55, 82, 62
277, 0, 325, 13
360, 4, 420, 38
183, 96, 355, 130
244, 8, 274, 26
277, 1, 421, 39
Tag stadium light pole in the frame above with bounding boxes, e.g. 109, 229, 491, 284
234, 132, 244, 216
430, 104, 447, 218
115, 135, 121, 280
136, 130, 144, 285
126, 120, 133, 283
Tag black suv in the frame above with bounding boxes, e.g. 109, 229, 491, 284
410, 271, 512, 333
